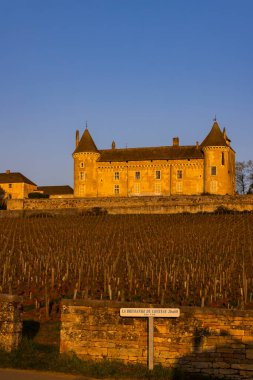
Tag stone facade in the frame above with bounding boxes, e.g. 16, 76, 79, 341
61, 300, 253, 379
0, 294, 23, 351
0, 171, 37, 200
73, 121, 235, 198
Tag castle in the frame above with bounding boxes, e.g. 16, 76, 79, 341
72, 120, 235, 197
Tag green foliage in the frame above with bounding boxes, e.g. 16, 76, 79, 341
28, 192, 49, 199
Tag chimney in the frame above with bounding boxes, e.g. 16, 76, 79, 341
76, 129, 79, 148
173, 137, 179, 147
111, 140, 116, 150
196, 141, 199, 149
6, 170, 10, 174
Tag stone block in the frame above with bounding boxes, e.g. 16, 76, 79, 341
246, 349, 253, 359
213, 361, 231, 369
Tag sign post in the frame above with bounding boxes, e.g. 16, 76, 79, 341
120, 308, 180, 370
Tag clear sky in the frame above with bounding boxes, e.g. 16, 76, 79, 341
0, 0, 252, 186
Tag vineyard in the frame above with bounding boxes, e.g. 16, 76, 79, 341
0, 213, 253, 318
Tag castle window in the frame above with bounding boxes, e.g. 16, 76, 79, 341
177, 170, 183, 179
134, 183, 140, 194
79, 184, 85, 195
154, 183, 161, 194
135, 171, 141, 180
221, 152, 225, 165
176, 182, 183, 193
80, 171, 86, 181
155, 170, 161, 180
211, 166, 217, 176
114, 184, 120, 194
114, 172, 120, 180
80, 162, 84, 168
211, 181, 218, 193
9, 184, 12, 188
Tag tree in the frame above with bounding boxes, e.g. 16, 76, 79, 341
236, 160, 253, 194
0, 186, 5, 199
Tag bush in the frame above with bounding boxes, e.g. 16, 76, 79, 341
28, 192, 49, 199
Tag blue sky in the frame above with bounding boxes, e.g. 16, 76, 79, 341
0, 0, 252, 186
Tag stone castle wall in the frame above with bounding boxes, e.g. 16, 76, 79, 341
0, 294, 23, 351
61, 300, 253, 380
6, 195, 253, 214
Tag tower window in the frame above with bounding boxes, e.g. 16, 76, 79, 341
114, 184, 120, 194
211, 166, 217, 176
80, 172, 86, 181
135, 171, 141, 180
9, 184, 12, 188
221, 152, 225, 166
177, 170, 183, 179
155, 170, 161, 180
80, 162, 84, 168
114, 172, 120, 180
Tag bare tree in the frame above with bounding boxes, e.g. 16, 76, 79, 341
236, 161, 253, 194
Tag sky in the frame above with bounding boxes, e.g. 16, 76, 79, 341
0, 0, 252, 186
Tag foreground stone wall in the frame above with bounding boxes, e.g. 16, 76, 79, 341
61, 300, 253, 380
6, 195, 253, 214
0, 294, 23, 351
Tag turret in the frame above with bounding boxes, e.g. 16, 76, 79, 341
201, 121, 235, 195
72, 127, 100, 197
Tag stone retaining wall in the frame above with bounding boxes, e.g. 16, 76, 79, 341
61, 300, 253, 379
0, 294, 23, 351
6, 195, 253, 214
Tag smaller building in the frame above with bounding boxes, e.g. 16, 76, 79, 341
37, 185, 74, 198
0, 170, 37, 199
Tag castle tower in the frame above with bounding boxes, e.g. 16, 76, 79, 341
72, 127, 100, 197
201, 121, 235, 195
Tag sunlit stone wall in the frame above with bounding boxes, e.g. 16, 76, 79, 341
61, 300, 253, 380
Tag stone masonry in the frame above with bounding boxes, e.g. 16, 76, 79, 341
61, 300, 253, 380
0, 294, 23, 351
6, 195, 253, 214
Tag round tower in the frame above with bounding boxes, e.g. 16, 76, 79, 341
72, 127, 100, 197
201, 121, 235, 195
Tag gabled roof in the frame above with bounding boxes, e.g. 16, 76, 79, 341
0, 172, 37, 186
73, 128, 98, 154
97, 145, 203, 163
201, 121, 228, 147
37, 185, 73, 195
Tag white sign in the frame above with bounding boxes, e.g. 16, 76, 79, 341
120, 308, 180, 318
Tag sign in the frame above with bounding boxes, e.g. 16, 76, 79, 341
120, 308, 180, 318
120, 308, 180, 371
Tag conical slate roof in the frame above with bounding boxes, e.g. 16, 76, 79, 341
201, 121, 228, 147
73, 128, 98, 154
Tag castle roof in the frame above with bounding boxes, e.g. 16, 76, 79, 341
37, 185, 73, 195
201, 121, 228, 147
0, 172, 36, 186
73, 128, 98, 154
98, 145, 203, 163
